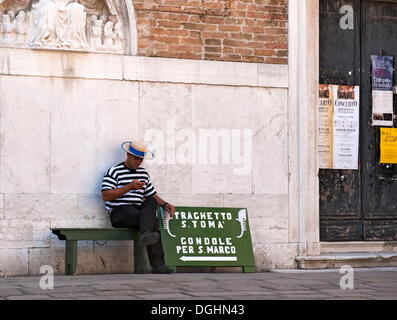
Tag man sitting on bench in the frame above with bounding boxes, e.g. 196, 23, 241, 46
101, 140, 176, 274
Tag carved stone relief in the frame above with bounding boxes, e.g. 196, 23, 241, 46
0, 0, 132, 54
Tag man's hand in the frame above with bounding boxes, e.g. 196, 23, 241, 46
164, 203, 176, 217
102, 179, 146, 202
152, 195, 175, 217
128, 179, 146, 190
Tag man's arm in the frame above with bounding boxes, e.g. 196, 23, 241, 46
153, 194, 176, 217
102, 180, 146, 202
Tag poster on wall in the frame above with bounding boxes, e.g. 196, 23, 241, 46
371, 55, 394, 126
380, 128, 397, 164
318, 85, 360, 170
318, 84, 334, 169
332, 85, 360, 170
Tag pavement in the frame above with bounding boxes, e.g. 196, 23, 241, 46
0, 267, 396, 301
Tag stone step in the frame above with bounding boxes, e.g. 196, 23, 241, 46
296, 252, 397, 269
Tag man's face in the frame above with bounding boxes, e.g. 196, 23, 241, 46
126, 152, 143, 170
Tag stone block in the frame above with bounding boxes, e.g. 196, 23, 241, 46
253, 243, 298, 271
4, 193, 78, 220
223, 194, 289, 244
77, 194, 108, 220
49, 218, 111, 232
257, 63, 289, 88
252, 88, 288, 195
0, 219, 50, 242
0, 76, 51, 193
49, 79, 140, 194
0, 194, 4, 219
222, 194, 289, 218
124, 56, 260, 87
0, 248, 28, 276
191, 85, 253, 194
95, 81, 140, 192
139, 82, 193, 194
155, 193, 224, 208
0, 48, 124, 80
50, 79, 97, 194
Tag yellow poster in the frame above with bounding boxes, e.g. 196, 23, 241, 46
380, 128, 397, 164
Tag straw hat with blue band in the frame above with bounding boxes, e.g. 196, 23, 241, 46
121, 141, 154, 160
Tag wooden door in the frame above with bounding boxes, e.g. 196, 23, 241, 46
320, 0, 397, 241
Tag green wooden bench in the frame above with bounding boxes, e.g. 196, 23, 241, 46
51, 228, 151, 276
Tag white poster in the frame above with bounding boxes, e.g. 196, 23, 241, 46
318, 84, 334, 169
332, 85, 360, 170
372, 90, 393, 126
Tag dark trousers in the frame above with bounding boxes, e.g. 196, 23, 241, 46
109, 197, 165, 267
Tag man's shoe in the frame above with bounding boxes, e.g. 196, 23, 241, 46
138, 231, 160, 247
152, 265, 175, 274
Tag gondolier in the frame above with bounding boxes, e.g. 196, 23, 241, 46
101, 140, 176, 274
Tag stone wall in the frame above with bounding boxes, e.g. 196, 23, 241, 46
0, 49, 294, 276
0, 0, 295, 277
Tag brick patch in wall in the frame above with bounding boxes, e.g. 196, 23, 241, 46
132, 0, 288, 64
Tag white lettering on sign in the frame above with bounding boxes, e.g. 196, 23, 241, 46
176, 237, 236, 256
340, 5, 354, 30
175, 210, 231, 229
174, 211, 233, 220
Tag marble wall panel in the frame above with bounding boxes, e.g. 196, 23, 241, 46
252, 88, 288, 195
0, 76, 51, 193
0, 248, 28, 276
139, 82, 193, 194
191, 85, 253, 194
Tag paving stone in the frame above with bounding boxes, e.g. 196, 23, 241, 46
90, 284, 134, 291
135, 293, 192, 300
6, 295, 51, 300
184, 290, 274, 298
75, 295, 139, 300
20, 286, 96, 295
0, 288, 25, 297
94, 290, 146, 296
144, 287, 182, 294
47, 292, 98, 299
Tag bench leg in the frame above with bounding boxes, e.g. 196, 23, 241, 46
134, 241, 151, 274
65, 240, 77, 276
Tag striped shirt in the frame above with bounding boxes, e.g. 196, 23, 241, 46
101, 162, 157, 211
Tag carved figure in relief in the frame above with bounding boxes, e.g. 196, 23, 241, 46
7, 10, 15, 43
29, 0, 88, 49
1, 12, 12, 45
0, 12, 2, 44
102, 20, 113, 49
29, 0, 60, 47
63, 1, 88, 49
90, 15, 103, 50
15, 10, 27, 45
99, 13, 107, 25
0, 0, 125, 53
113, 21, 123, 53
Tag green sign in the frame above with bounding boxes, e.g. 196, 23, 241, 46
158, 206, 256, 272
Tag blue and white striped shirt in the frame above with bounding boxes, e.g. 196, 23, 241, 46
101, 162, 157, 211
